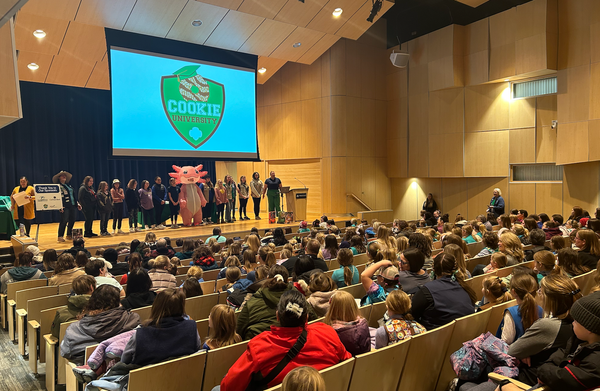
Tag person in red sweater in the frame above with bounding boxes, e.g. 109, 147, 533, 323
219, 289, 352, 391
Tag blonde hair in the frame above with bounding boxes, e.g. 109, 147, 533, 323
482, 276, 512, 305
205, 305, 242, 349
540, 274, 582, 319
224, 255, 241, 268
442, 244, 468, 279
396, 236, 409, 252
258, 246, 276, 268
500, 232, 524, 262
246, 235, 260, 253
187, 266, 204, 280
512, 224, 529, 238
324, 291, 359, 324
377, 225, 396, 250
386, 290, 413, 320
337, 248, 355, 287
491, 252, 507, 268
154, 255, 170, 269
281, 366, 326, 391
577, 229, 600, 256
144, 232, 157, 243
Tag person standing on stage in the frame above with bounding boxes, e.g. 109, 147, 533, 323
487, 188, 505, 218
215, 179, 227, 224
78, 176, 97, 238
250, 172, 263, 220
125, 179, 141, 233
200, 176, 214, 225
152, 176, 167, 229
96, 181, 113, 236
54, 171, 81, 242
110, 179, 125, 234
224, 175, 236, 223
262, 171, 282, 214
238, 176, 250, 221
167, 177, 180, 228
138, 180, 155, 230
11, 176, 35, 237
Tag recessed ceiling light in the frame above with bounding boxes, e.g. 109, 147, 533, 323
293, 42, 301, 48
33, 30, 46, 38
27, 63, 39, 70
258, 67, 267, 74
191, 20, 203, 27
333, 8, 343, 17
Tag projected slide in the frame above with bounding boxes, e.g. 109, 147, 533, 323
110, 47, 257, 159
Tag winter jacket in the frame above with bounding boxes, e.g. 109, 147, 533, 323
125, 188, 140, 211
150, 247, 175, 259
537, 337, 600, 391
97, 191, 113, 213
307, 290, 336, 317
110, 262, 130, 276
331, 317, 371, 356
174, 250, 194, 260
543, 227, 562, 240
148, 269, 176, 292
60, 307, 140, 365
0, 266, 47, 294
120, 291, 156, 310
121, 317, 201, 367
48, 267, 86, 286
51, 295, 90, 338
220, 323, 352, 391
577, 249, 600, 270
87, 329, 136, 370
237, 283, 317, 340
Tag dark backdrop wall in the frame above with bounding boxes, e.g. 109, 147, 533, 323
1, 81, 216, 224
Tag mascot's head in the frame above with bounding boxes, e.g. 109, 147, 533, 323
169, 165, 208, 185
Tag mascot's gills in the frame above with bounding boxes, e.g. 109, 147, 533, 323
169, 165, 207, 226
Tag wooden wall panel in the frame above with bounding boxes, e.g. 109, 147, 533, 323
536, 125, 557, 163
592, 22, 600, 64
557, 0, 592, 70
375, 157, 392, 210
442, 178, 468, 219
328, 96, 346, 157
590, 62, 600, 120
301, 58, 322, 100
257, 57, 287, 85
281, 101, 302, 159
537, 94, 557, 127
345, 96, 361, 157
408, 93, 429, 178
344, 40, 361, 98
536, 183, 563, 216
563, 161, 600, 213
556, 121, 588, 165
0, 18, 21, 127
387, 98, 408, 139
428, 133, 463, 177
509, 98, 536, 129
427, 25, 464, 91
408, 65, 428, 96
262, 70, 282, 106
387, 138, 408, 178
509, 183, 537, 214
464, 131, 509, 177
489, 8, 517, 80
465, 83, 510, 132
268, 160, 322, 217
588, 120, 600, 162
301, 98, 323, 159
509, 128, 536, 164
464, 18, 489, 86
280, 62, 302, 104
408, 35, 428, 67
467, 178, 509, 220
557, 65, 590, 123
429, 88, 464, 135
329, 40, 346, 96
322, 157, 346, 214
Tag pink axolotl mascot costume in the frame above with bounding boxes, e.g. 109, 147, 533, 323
169, 165, 208, 226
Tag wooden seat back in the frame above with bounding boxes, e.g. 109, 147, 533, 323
486, 299, 516, 335
358, 304, 371, 322
467, 241, 484, 256
581, 270, 598, 296
348, 339, 411, 391
338, 283, 366, 300
16, 285, 58, 311
196, 318, 209, 341
7, 279, 47, 301
496, 261, 535, 278
200, 280, 216, 294
435, 308, 492, 391
26, 295, 69, 371
58, 284, 72, 294
354, 253, 368, 265
201, 340, 249, 391
319, 358, 355, 391
128, 351, 207, 391
202, 269, 221, 281
466, 255, 491, 273
39, 305, 67, 366
572, 269, 596, 296
186, 293, 219, 320
397, 321, 455, 391
464, 272, 496, 294
175, 274, 187, 286
369, 301, 387, 328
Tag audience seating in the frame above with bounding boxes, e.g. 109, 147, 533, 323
5, 279, 47, 338
14, 285, 58, 350
27, 295, 68, 373
129, 351, 208, 391
347, 339, 410, 391
485, 299, 516, 335
201, 340, 249, 391
466, 255, 491, 273
488, 373, 547, 391
572, 269, 596, 296
368, 301, 387, 328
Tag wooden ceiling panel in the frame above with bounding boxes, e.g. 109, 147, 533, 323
335, 0, 394, 40
16, 51, 54, 83
46, 51, 95, 87
238, 0, 288, 19
239, 18, 296, 57
270, 26, 325, 62
166, 1, 228, 45
204, 10, 264, 52
306, 0, 367, 35
297, 33, 340, 64
19, 0, 79, 21
257, 56, 287, 84
86, 54, 109, 89
14, 12, 69, 55
59, 21, 106, 65
196, 0, 243, 9
124, 0, 188, 38
75, 0, 137, 30
275, 0, 328, 27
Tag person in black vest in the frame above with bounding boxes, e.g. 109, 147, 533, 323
151, 176, 167, 230
411, 252, 477, 330
78, 176, 97, 238
120, 288, 200, 366
53, 171, 82, 243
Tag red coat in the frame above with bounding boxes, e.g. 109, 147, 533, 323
220, 323, 352, 391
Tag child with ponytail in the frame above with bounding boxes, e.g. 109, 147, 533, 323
366, 241, 385, 266
476, 276, 512, 311
332, 248, 359, 288
258, 246, 277, 268
496, 273, 543, 344
533, 250, 564, 283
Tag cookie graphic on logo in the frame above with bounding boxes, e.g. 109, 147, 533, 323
161, 65, 225, 148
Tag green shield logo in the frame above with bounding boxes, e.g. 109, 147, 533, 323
161, 65, 225, 148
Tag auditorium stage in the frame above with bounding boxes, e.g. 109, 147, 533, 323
0, 218, 302, 253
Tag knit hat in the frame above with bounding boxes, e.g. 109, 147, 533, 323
571, 291, 600, 335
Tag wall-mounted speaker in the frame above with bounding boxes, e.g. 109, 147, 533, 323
390, 52, 409, 68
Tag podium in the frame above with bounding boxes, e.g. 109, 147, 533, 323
285, 188, 309, 222
11, 235, 38, 258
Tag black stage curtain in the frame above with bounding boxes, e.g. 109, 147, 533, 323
0, 81, 216, 224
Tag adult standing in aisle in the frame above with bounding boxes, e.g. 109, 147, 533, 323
10, 176, 35, 237
152, 176, 167, 229
78, 176, 97, 238
262, 171, 282, 214
487, 188, 505, 218
111, 179, 125, 234
250, 172, 263, 220
54, 171, 81, 242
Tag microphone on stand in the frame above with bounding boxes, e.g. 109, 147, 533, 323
294, 177, 307, 189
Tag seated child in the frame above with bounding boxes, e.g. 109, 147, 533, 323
483, 253, 507, 274
203, 304, 242, 351
375, 290, 426, 349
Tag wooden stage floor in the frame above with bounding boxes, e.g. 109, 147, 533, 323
0, 217, 302, 252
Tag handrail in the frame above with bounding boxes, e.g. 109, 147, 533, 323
346, 193, 372, 211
